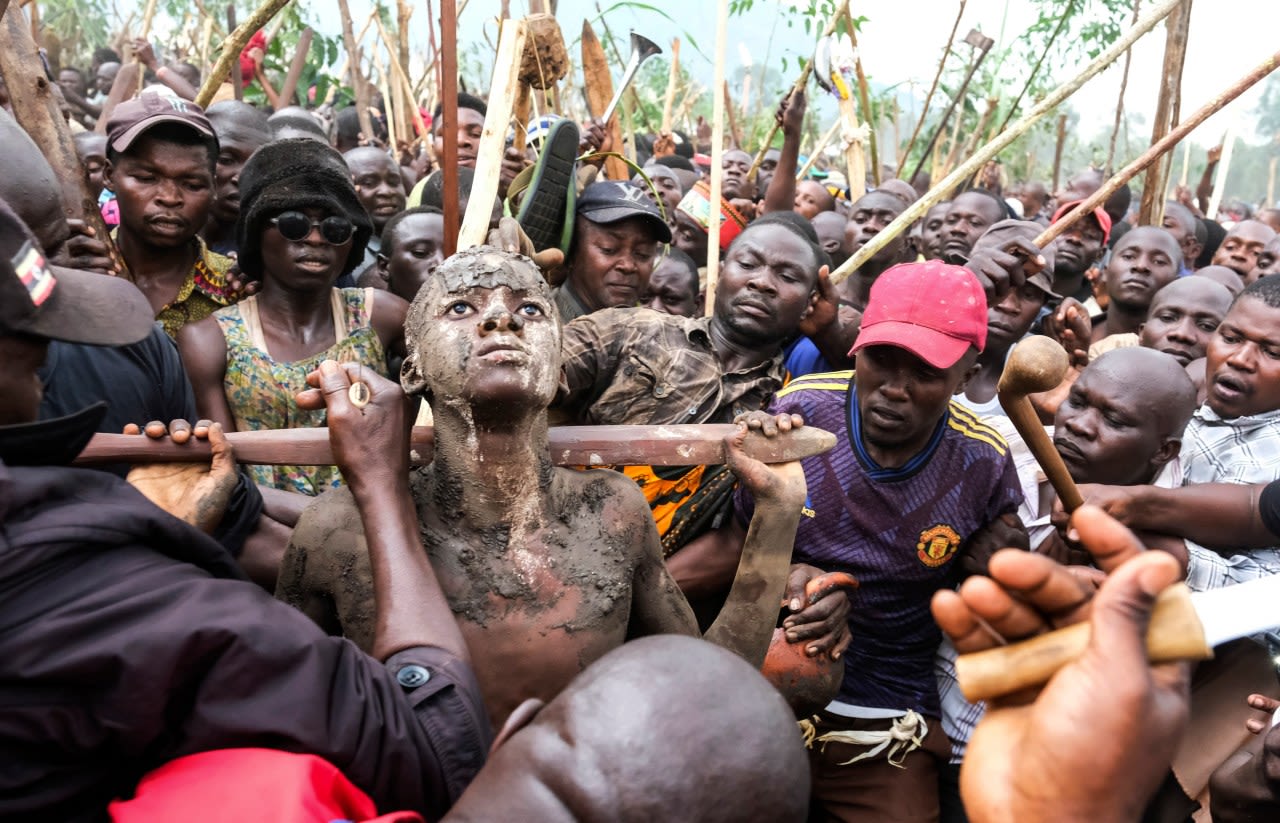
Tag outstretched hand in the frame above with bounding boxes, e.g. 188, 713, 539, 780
296, 360, 412, 495
933, 506, 1190, 823
125, 418, 237, 534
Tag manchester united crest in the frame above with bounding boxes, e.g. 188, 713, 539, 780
916, 524, 961, 567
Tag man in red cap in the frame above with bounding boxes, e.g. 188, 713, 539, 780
1046, 199, 1111, 303
734, 260, 1027, 823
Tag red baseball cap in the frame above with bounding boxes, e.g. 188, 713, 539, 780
850, 261, 988, 368
1051, 199, 1112, 244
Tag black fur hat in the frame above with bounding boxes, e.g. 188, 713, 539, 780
235, 138, 372, 280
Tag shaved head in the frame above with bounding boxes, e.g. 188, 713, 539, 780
445, 636, 809, 823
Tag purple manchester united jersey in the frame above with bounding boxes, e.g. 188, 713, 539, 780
735, 370, 1023, 718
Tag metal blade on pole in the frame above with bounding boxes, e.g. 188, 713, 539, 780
1191, 574, 1280, 648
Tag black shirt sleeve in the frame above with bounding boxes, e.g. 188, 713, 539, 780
1258, 480, 1280, 540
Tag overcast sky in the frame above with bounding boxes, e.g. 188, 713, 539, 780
432, 0, 1274, 147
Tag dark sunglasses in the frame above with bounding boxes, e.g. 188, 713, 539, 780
269, 211, 355, 245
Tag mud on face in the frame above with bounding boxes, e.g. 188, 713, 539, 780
401, 246, 562, 408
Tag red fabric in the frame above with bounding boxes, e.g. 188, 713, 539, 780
1051, 199, 1113, 244
239, 30, 268, 85
108, 748, 425, 823
850, 261, 989, 366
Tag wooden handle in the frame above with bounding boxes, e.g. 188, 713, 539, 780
955, 583, 1212, 703
74, 424, 837, 468
999, 393, 1084, 512
997, 336, 1082, 511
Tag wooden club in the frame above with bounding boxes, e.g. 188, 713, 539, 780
996, 335, 1083, 512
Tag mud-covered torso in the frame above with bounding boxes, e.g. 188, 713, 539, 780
303, 466, 648, 727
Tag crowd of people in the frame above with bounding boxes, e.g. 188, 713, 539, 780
4, 15, 1280, 823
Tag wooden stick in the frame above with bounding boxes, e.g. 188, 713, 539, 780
953, 97, 999, 179
336, 0, 376, 143
746, 0, 848, 179
998, 336, 1082, 512
1050, 113, 1067, 193
227, 5, 243, 102
278, 26, 313, 108
75, 424, 838, 468
796, 119, 842, 180
830, 0, 1183, 286
275, 25, 312, 106
705, 0, 729, 317
724, 79, 742, 148
899, 0, 966, 169
908, 32, 992, 184
196, 0, 292, 108
581, 21, 628, 182
1034, 49, 1280, 250
846, 15, 879, 185
0, 4, 125, 275
995, 0, 1072, 138
1178, 139, 1191, 187
1206, 124, 1236, 221
374, 14, 428, 139
837, 94, 866, 200
1137, 0, 1192, 227
458, 17, 527, 249
1106, 0, 1141, 172
134, 0, 158, 95
442, 0, 458, 257
957, 583, 1211, 702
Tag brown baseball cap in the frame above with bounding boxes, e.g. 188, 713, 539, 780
105, 92, 216, 153
0, 197, 154, 346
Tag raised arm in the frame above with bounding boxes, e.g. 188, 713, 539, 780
761, 90, 807, 216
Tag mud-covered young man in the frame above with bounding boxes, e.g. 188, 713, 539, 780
278, 246, 824, 728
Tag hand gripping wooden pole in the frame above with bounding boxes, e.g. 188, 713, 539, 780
829, 0, 1183, 286
996, 335, 1083, 512
75, 424, 838, 468
955, 582, 1212, 702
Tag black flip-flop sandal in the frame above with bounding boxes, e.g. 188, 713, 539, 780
516, 118, 580, 254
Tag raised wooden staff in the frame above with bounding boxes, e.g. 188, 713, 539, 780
0, 3, 124, 275
1035, 47, 1280, 250
830, 0, 1183, 287
76, 424, 838, 468
1136, 0, 1192, 227
457, 17, 528, 249
704, 0, 730, 316
195, 0, 292, 108
746, 0, 848, 179
336, 0, 376, 143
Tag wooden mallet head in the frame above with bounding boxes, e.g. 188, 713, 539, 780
518, 13, 569, 90
997, 335, 1084, 512
997, 334, 1069, 396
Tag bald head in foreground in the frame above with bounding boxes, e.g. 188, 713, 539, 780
444, 635, 810, 823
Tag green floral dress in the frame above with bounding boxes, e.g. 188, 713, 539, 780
214, 287, 387, 495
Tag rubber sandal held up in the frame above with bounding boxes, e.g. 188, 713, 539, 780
516, 118, 580, 254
